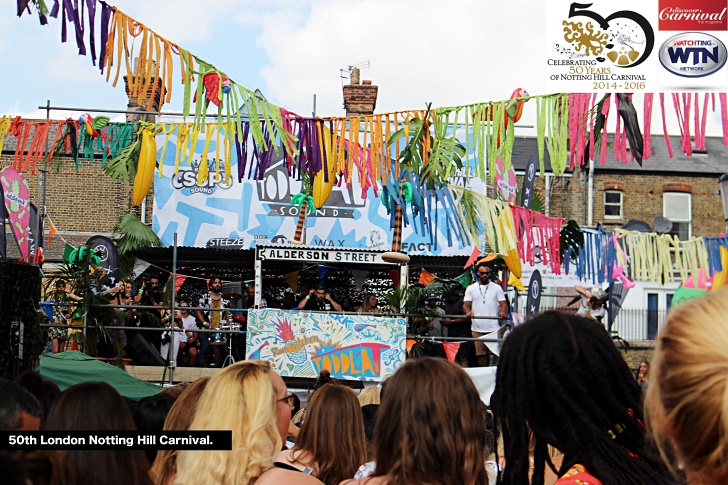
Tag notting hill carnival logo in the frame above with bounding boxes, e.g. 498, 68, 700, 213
170, 158, 232, 195
659, 32, 727, 77
557, 3, 655, 68
659, 0, 728, 30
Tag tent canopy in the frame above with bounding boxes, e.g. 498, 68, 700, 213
40, 351, 162, 400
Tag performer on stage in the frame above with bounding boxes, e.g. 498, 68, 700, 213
463, 263, 508, 367
195, 277, 230, 368
298, 285, 342, 312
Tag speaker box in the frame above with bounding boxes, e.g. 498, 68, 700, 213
221, 281, 244, 309
124, 334, 166, 366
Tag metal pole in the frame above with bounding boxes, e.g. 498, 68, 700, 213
167, 232, 178, 384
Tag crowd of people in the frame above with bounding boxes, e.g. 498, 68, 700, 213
4, 288, 728, 484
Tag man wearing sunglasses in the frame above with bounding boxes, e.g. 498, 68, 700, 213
463, 263, 508, 367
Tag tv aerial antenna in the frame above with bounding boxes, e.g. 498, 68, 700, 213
340, 60, 370, 86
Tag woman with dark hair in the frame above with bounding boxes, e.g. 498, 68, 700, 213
44, 381, 151, 485
277, 384, 367, 485
343, 357, 488, 485
492, 311, 674, 485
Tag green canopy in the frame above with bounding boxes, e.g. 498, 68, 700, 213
40, 351, 162, 400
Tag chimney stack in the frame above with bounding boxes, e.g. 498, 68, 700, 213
123, 58, 165, 122
343, 68, 378, 117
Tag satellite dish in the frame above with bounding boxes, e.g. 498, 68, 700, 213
652, 216, 673, 234
621, 219, 653, 233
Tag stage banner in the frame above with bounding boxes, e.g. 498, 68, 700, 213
152, 126, 485, 256
1, 165, 31, 260
246, 309, 406, 381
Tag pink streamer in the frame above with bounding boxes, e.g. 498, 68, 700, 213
699, 93, 709, 151
588, 93, 596, 161
643, 93, 653, 160
600, 95, 610, 164
720, 93, 728, 145
511, 205, 565, 274
660, 93, 673, 157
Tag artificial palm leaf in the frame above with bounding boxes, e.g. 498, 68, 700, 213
113, 212, 163, 255
616, 93, 643, 165
560, 219, 584, 262
44, 122, 78, 172
104, 132, 142, 182
451, 186, 484, 245
585, 93, 611, 165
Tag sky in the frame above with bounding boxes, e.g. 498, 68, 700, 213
0, 0, 725, 136
1, 1, 547, 124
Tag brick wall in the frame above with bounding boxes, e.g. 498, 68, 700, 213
1, 155, 153, 237
569, 171, 725, 236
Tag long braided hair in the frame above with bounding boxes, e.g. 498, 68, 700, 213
492, 311, 674, 485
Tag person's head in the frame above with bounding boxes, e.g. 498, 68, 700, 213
445, 287, 461, 303
638, 361, 649, 376
148, 274, 160, 288
426, 292, 439, 308
294, 384, 367, 485
44, 382, 150, 485
314, 285, 327, 300
361, 293, 377, 311
13, 372, 60, 428
361, 404, 379, 461
372, 357, 487, 485
55, 280, 66, 291
137, 393, 177, 463
175, 361, 282, 485
150, 377, 210, 485
645, 290, 728, 484
0, 378, 42, 431
493, 311, 672, 485
476, 263, 492, 284
209, 277, 222, 294
288, 392, 301, 418
357, 386, 381, 406
122, 279, 133, 296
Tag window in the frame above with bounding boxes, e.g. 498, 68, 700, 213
604, 190, 623, 219
663, 192, 692, 240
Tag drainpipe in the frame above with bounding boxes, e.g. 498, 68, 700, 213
587, 157, 594, 226
545, 173, 551, 217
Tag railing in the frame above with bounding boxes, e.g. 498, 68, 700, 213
540, 305, 667, 341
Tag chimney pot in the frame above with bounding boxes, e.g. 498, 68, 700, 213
362, 80, 372, 85
350, 67, 361, 85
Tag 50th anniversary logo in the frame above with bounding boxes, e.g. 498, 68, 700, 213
546, 0, 728, 92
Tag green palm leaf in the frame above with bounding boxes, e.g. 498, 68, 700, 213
560, 219, 584, 262
112, 212, 163, 255
104, 132, 142, 182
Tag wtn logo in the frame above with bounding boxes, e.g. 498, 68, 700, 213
659, 32, 727, 78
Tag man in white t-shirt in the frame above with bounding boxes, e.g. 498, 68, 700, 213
463, 264, 508, 367
574, 285, 608, 323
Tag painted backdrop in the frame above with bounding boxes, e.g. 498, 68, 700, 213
246, 309, 406, 381
152, 127, 487, 256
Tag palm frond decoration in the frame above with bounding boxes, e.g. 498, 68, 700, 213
113, 212, 163, 255
560, 219, 584, 262
450, 185, 484, 245
44, 121, 78, 172
104, 130, 142, 182
616, 93, 643, 165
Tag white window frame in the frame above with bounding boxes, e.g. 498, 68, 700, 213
663, 192, 692, 240
604, 190, 623, 220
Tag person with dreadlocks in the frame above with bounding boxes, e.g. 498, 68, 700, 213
491, 311, 675, 485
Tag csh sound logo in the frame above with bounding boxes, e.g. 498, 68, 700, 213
659, 32, 727, 77
170, 161, 232, 195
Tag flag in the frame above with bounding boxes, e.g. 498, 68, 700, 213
418, 269, 436, 286
442, 342, 462, 362
711, 246, 728, 290
406, 338, 419, 354
47, 219, 58, 247
476, 330, 501, 356
283, 271, 299, 293
63, 243, 74, 263
463, 246, 481, 268
129, 257, 152, 281
174, 274, 187, 292
318, 265, 331, 285
389, 269, 400, 289
454, 271, 473, 288
1, 165, 31, 260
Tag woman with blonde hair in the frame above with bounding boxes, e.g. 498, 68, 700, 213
175, 361, 322, 485
150, 377, 209, 485
645, 289, 728, 484
357, 387, 380, 406
277, 384, 367, 485
342, 357, 488, 485
356, 294, 380, 313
